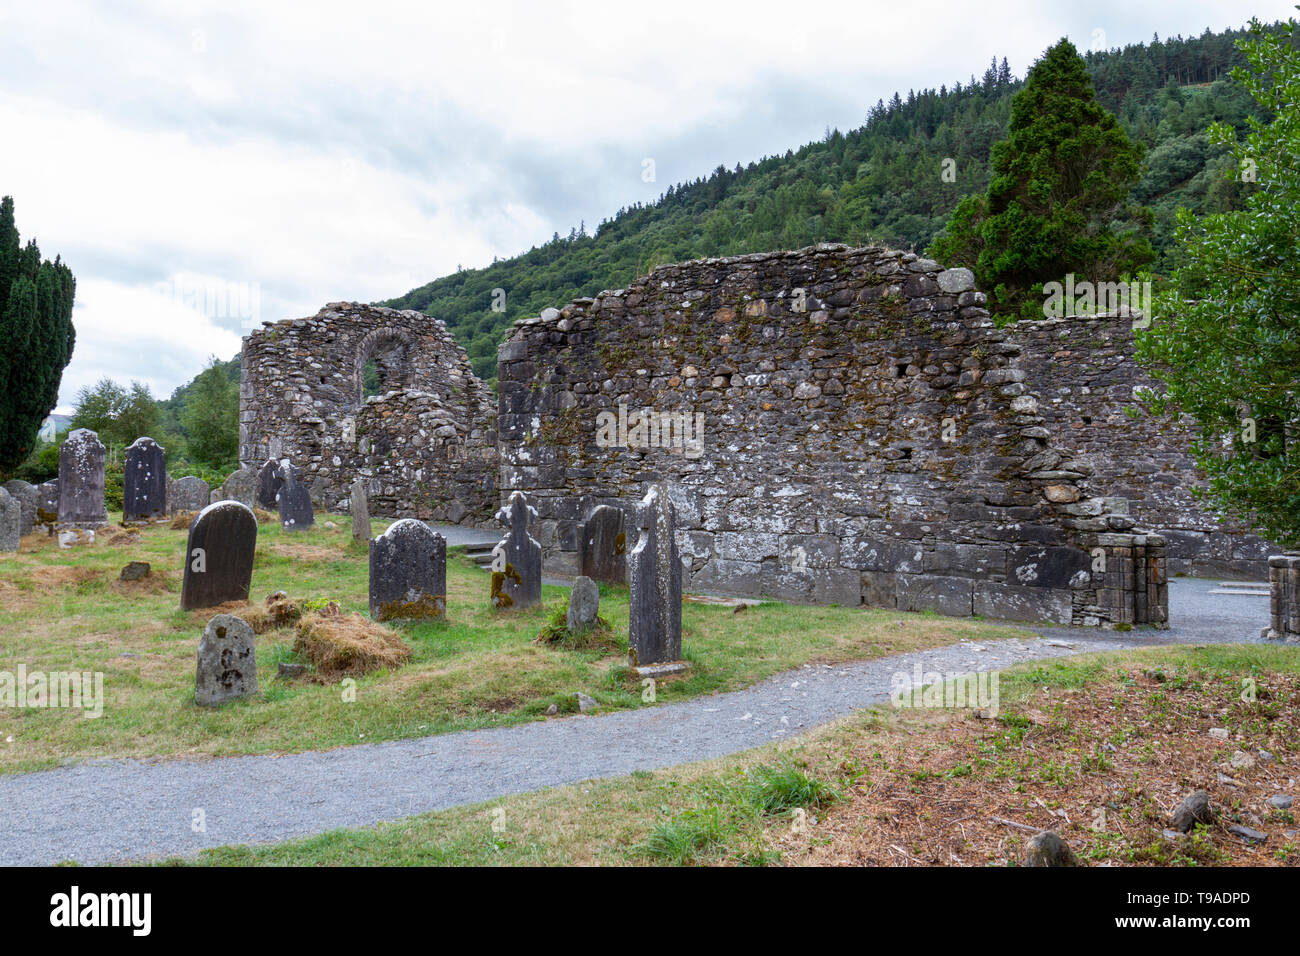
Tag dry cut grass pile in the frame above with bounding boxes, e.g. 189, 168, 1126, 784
292, 603, 413, 680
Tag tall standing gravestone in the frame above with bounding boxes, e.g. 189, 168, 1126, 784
180, 501, 258, 611
1, 480, 37, 537
628, 484, 682, 668
57, 428, 107, 529
581, 504, 627, 586
0, 488, 20, 552
171, 475, 210, 514
256, 458, 282, 510
350, 478, 370, 546
195, 613, 258, 706
369, 518, 447, 621
493, 491, 541, 608
276, 461, 314, 532
124, 437, 167, 521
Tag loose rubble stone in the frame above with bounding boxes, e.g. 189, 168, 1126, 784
1023, 831, 1077, 867
1170, 789, 1216, 832
119, 561, 151, 581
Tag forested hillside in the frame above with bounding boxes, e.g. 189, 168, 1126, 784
382, 25, 1274, 385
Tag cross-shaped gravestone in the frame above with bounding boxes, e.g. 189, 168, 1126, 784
57, 428, 107, 529
276, 460, 315, 532
581, 504, 627, 586
180, 501, 258, 611
493, 490, 541, 608
369, 518, 446, 621
627, 484, 682, 668
124, 437, 167, 521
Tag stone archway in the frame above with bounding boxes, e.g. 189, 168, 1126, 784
353, 326, 416, 407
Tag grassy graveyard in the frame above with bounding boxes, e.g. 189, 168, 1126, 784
0, 513, 1027, 776
177, 643, 1300, 867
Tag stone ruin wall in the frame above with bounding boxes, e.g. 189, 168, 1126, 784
239, 303, 498, 525
1007, 314, 1275, 577
497, 243, 1173, 627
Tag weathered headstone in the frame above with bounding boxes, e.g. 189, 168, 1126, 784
0, 488, 20, 552
627, 484, 682, 668
195, 613, 258, 706
368, 518, 447, 621
276, 461, 314, 532
123, 437, 167, 521
37, 479, 59, 515
256, 458, 282, 510
180, 501, 258, 610
567, 575, 600, 632
218, 466, 258, 510
171, 475, 210, 514
57, 428, 107, 529
580, 504, 627, 586
1, 480, 37, 537
350, 478, 370, 546
494, 490, 541, 608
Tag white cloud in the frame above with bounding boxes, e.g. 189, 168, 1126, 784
1, 0, 1294, 410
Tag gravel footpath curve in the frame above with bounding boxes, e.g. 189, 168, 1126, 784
1, 633, 1150, 866
0, 578, 1269, 865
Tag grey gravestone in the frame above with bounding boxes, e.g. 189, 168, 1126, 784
276, 462, 314, 532
219, 466, 258, 510
57, 428, 107, 529
180, 501, 258, 611
567, 575, 600, 632
256, 458, 282, 510
195, 613, 258, 706
123, 437, 167, 521
0, 488, 20, 552
350, 478, 370, 546
627, 484, 682, 666
580, 504, 627, 586
2, 480, 37, 536
120, 561, 151, 581
38, 479, 58, 513
368, 518, 446, 621
494, 490, 541, 608
171, 475, 210, 514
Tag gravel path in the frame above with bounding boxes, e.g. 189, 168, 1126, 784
0, 579, 1271, 865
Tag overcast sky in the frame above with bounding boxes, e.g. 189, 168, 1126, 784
0, 0, 1290, 412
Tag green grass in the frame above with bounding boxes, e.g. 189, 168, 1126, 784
0, 513, 1025, 775
163, 642, 1300, 867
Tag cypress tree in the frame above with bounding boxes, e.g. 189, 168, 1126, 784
929, 39, 1154, 319
0, 196, 77, 469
